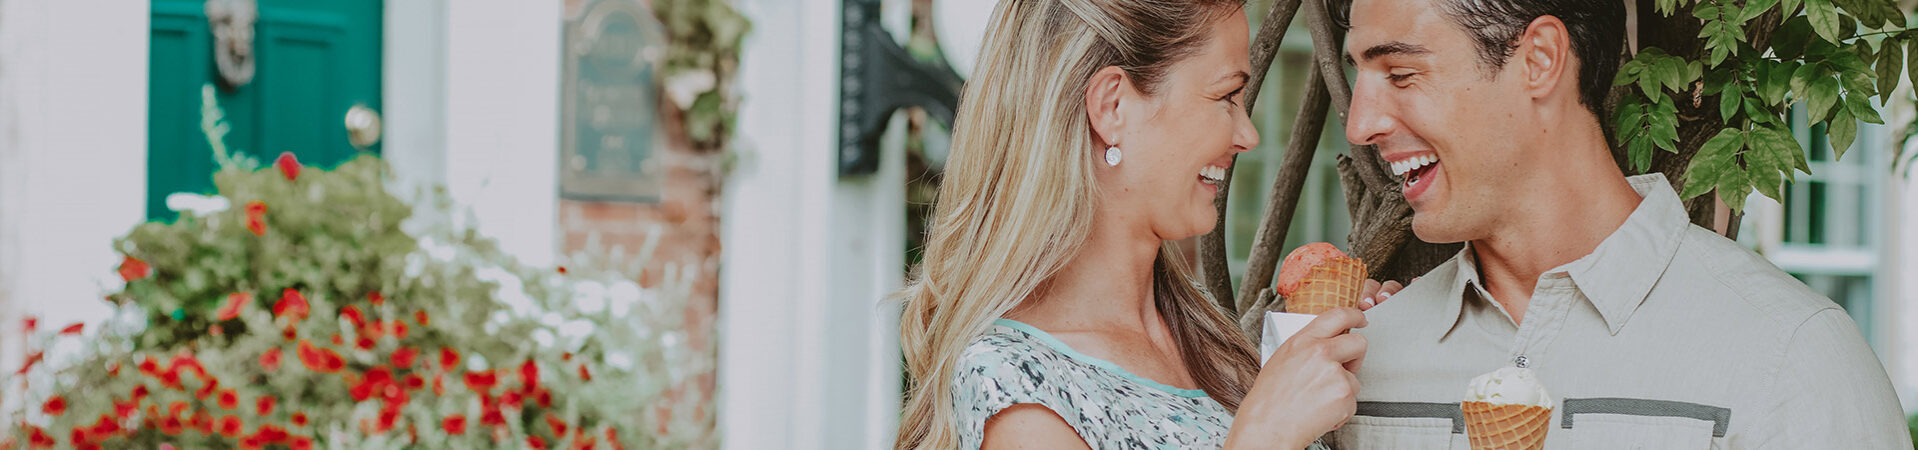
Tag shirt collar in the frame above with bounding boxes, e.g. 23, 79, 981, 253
1434, 174, 1690, 340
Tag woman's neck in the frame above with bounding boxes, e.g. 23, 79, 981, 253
1006, 217, 1164, 333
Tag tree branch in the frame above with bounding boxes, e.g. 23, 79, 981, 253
1200, 0, 1305, 313
1234, 69, 1332, 313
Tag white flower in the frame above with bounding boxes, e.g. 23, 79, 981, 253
532, 329, 557, 349
606, 352, 635, 371
573, 280, 608, 314
166, 193, 230, 216
665, 70, 717, 109
609, 280, 642, 318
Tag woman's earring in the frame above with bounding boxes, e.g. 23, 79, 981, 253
1104, 146, 1123, 167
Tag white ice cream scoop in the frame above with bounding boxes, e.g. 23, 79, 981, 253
1465, 366, 1554, 408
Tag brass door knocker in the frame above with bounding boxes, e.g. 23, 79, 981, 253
205, 0, 258, 88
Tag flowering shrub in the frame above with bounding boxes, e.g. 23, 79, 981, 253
4, 154, 713, 449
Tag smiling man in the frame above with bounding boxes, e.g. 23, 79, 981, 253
1330, 0, 1910, 448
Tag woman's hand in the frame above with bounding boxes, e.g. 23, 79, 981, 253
1358, 278, 1415, 310
1225, 308, 1369, 449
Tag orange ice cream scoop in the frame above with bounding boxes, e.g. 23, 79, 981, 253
1274, 243, 1367, 315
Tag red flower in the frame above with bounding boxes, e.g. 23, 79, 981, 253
274, 288, 309, 321
58, 323, 83, 335
275, 152, 302, 181
442, 414, 467, 435
90, 414, 121, 436
356, 336, 376, 350
403, 373, 426, 391
158, 415, 185, 436
528, 435, 547, 450
557, 266, 568, 274
117, 256, 151, 282
392, 346, 419, 368
499, 391, 523, 409
195, 377, 220, 400
167, 401, 189, 417
519, 359, 540, 393
291, 436, 313, 450
114, 399, 138, 419
545, 413, 570, 437
218, 415, 243, 437
137, 357, 159, 376
218, 389, 239, 409
292, 412, 309, 427
340, 305, 367, 329
217, 292, 253, 321
261, 347, 283, 372
171, 353, 209, 380
23, 316, 36, 333
296, 339, 344, 373
463, 370, 498, 392
16, 351, 42, 375
131, 385, 150, 401
368, 291, 384, 306
535, 388, 553, 408
415, 310, 430, 326
479, 409, 506, 427
251, 423, 290, 444
578, 364, 592, 381
27, 425, 54, 447
331, 334, 344, 346
244, 201, 268, 236
562, 352, 573, 361
439, 347, 460, 371
256, 395, 276, 416
66, 428, 85, 447
392, 321, 410, 339
41, 396, 66, 416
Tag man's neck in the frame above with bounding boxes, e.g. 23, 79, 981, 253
1471, 131, 1643, 326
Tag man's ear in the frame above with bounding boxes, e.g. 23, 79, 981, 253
1516, 15, 1572, 103
1085, 66, 1130, 148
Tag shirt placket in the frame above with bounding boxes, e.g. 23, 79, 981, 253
1508, 273, 1576, 369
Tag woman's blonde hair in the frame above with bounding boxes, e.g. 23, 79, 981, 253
894, 0, 1255, 448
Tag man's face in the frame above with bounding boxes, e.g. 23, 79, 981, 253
1345, 0, 1536, 244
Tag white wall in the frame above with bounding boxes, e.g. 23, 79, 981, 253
719, 0, 909, 447
383, 0, 451, 204
0, 0, 149, 352
440, 0, 562, 267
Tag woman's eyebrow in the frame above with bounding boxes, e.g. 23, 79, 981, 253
1215, 71, 1250, 86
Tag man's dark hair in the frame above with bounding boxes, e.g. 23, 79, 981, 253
1438, 0, 1626, 120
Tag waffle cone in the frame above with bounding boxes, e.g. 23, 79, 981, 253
1460, 401, 1551, 450
1283, 256, 1367, 315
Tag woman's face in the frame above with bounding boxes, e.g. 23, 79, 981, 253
1098, 9, 1259, 242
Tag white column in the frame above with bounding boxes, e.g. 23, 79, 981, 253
442, 0, 562, 266
720, 0, 909, 447
0, 0, 150, 350
383, 0, 451, 203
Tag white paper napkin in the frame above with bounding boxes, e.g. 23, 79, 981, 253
1259, 311, 1318, 366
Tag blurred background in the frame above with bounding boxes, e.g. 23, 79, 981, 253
0, 0, 1916, 448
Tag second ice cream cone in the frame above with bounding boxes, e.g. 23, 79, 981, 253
1461, 401, 1552, 450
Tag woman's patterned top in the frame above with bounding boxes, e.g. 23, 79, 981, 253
950, 319, 1229, 449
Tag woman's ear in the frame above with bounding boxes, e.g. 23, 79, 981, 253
1085, 66, 1129, 148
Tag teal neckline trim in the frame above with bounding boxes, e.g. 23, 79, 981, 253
992, 318, 1211, 398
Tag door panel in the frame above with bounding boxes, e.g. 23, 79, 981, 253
148, 0, 382, 221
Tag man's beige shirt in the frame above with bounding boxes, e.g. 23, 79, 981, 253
1331, 174, 1908, 449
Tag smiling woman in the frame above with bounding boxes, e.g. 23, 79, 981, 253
892, 0, 1373, 449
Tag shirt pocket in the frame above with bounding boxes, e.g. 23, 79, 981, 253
1567, 413, 1715, 449
1561, 397, 1728, 450
1330, 416, 1458, 450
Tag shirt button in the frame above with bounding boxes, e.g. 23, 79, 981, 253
1514, 355, 1530, 368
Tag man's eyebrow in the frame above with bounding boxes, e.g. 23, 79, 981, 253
1345, 41, 1434, 65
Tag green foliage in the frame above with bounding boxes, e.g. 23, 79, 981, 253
654, 0, 752, 151
1614, 0, 1911, 211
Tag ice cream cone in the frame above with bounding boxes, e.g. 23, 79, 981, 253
1282, 255, 1367, 315
1461, 401, 1552, 450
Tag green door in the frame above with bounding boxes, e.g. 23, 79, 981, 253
149, 0, 383, 221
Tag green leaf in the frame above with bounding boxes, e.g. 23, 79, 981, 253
1743, 0, 1781, 22
1845, 93, 1884, 124
1908, 37, 1918, 95
1806, 76, 1842, 122
1720, 88, 1744, 120
1681, 129, 1744, 200
1877, 37, 1905, 100
1651, 98, 1682, 151
1760, 61, 1795, 105
1616, 60, 1644, 86
1754, 125, 1812, 174
1770, 17, 1815, 61
1827, 106, 1858, 160
1742, 129, 1789, 201
1719, 172, 1754, 212
1804, 0, 1843, 43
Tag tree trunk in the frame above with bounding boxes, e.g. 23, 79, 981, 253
1200, 0, 1305, 312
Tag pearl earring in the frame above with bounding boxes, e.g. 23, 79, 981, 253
1104, 146, 1123, 167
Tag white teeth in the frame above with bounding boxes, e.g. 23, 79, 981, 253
1390, 155, 1438, 177
1199, 166, 1226, 184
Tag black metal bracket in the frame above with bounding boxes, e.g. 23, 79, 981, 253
838, 0, 964, 176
